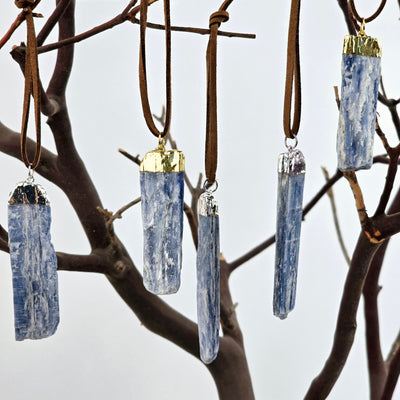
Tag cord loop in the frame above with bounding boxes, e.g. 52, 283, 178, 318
348, 0, 387, 23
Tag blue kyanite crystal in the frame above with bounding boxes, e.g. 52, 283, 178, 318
140, 171, 184, 294
337, 53, 381, 171
8, 182, 59, 341
274, 149, 305, 320
196, 193, 220, 364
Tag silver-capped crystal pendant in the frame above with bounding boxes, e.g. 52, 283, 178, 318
8, 171, 59, 340
140, 138, 185, 295
274, 138, 305, 320
337, 22, 382, 171
196, 185, 220, 364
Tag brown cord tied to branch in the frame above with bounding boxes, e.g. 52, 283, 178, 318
283, 0, 301, 139
138, 0, 171, 138
205, 2, 231, 186
17, 2, 42, 169
209, 11, 229, 28
14, 0, 35, 9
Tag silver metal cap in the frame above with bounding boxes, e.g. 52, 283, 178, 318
278, 149, 306, 175
198, 192, 218, 217
8, 181, 49, 205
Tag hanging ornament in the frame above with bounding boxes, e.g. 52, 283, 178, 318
140, 138, 185, 294
8, 172, 59, 341
196, 184, 220, 364
137, 0, 185, 294
273, 0, 305, 319
195, 4, 231, 363
8, 1, 59, 340
274, 138, 305, 319
337, 19, 382, 171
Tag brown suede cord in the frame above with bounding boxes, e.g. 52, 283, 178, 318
139, 0, 171, 138
283, 0, 301, 140
15, 0, 42, 169
348, 0, 387, 23
204, 0, 232, 186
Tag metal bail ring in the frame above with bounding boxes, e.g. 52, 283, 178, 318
203, 179, 218, 193
26, 165, 35, 184
359, 18, 366, 37
285, 135, 298, 150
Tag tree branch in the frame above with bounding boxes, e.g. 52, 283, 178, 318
37, 0, 255, 55
304, 235, 381, 399
37, 0, 72, 47
0, 121, 59, 182
336, 0, 357, 35
362, 240, 388, 399
0, 0, 41, 50
229, 169, 343, 273
322, 167, 350, 266
46, 0, 75, 98
56, 251, 111, 274
378, 91, 400, 141
374, 122, 400, 216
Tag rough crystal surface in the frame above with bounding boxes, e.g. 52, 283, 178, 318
8, 204, 59, 340
196, 214, 220, 364
140, 171, 184, 295
337, 53, 381, 171
274, 172, 304, 320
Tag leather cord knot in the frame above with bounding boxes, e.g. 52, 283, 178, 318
14, 0, 35, 9
209, 10, 229, 28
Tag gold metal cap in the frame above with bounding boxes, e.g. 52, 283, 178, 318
140, 141, 185, 173
343, 35, 382, 58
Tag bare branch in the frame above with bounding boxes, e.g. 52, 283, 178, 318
119, 148, 141, 166
108, 197, 141, 225
229, 169, 343, 273
336, 0, 357, 35
37, 0, 72, 46
378, 78, 400, 140
0, 121, 59, 181
56, 251, 111, 274
37, 0, 255, 55
10, 45, 59, 117
38, 0, 138, 55
382, 342, 400, 399
0, 225, 9, 243
129, 17, 256, 39
184, 202, 198, 249
0, 0, 41, 50
305, 234, 381, 399
342, 171, 369, 228
322, 167, 350, 266
46, 0, 75, 98
375, 122, 400, 216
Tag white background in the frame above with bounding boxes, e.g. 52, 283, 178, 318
0, 0, 400, 399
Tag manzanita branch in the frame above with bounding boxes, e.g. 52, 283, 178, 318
229, 169, 343, 273
322, 166, 350, 266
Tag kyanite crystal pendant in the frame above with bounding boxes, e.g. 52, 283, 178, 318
140, 141, 185, 295
274, 148, 305, 320
8, 179, 59, 340
337, 34, 382, 171
196, 191, 220, 364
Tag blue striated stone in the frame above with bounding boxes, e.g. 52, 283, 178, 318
337, 53, 381, 171
8, 204, 59, 340
197, 212, 220, 364
274, 149, 305, 320
140, 171, 184, 294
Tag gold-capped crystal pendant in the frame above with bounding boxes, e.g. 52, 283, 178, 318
140, 139, 185, 295
337, 22, 382, 171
